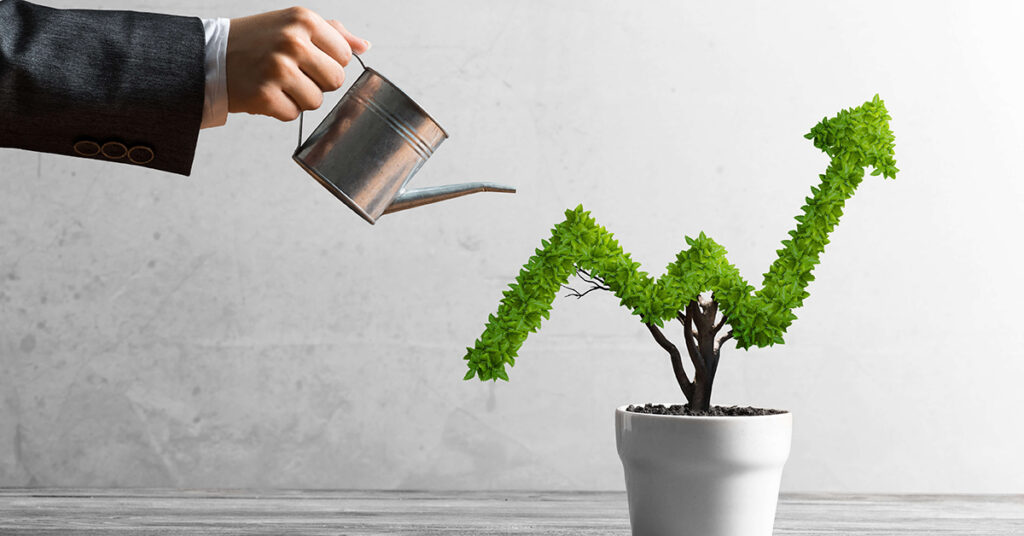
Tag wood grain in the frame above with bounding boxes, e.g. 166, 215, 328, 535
0, 489, 1020, 535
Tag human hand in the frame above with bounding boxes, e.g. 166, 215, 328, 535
226, 6, 370, 121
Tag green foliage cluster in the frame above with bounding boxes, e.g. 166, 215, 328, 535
464, 96, 898, 382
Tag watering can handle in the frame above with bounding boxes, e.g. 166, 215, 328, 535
296, 54, 367, 151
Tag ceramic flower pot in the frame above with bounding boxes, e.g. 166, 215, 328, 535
615, 407, 792, 536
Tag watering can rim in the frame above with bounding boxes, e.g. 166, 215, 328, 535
293, 65, 450, 157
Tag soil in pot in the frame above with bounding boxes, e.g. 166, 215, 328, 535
625, 403, 787, 417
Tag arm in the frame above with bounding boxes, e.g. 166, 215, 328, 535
0, 0, 205, 175
0, 2, 370, 176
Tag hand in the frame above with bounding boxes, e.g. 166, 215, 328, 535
226, 6, 370, 121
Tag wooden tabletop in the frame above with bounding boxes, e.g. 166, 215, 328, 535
0, 489, 1021, 535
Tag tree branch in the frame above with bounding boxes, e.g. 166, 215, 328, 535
576, 268, 610, 290
705, 298, 719, 322
561, 284, 607, 299
713, 314, 728, 335
645, 322, 695, 404
715, 330, 734, 352
678, 308, 706, 379
562, 268, 610, 299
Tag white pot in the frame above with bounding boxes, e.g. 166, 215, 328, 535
615, 406, 792, 536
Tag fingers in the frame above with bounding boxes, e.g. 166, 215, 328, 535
292, 15, 370, 105
309, 17, 354, 67
326, 19, 371, 55
282, 63, 325, 113
262, 88, 302, 122
225, 6, 371, 122
299, 46, 346, 92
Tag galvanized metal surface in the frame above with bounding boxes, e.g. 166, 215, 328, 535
384, 182, 518, 214
0, 490, 1021, 535
294, 66, 514, 224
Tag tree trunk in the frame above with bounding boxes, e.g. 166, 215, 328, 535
681, 296, 725, 412
644, 294, 732, 411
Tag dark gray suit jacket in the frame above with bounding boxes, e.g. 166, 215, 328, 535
0, 0, 205, 175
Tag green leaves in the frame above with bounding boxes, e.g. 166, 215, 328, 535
463, 96, 898, 381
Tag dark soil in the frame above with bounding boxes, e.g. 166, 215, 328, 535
626, 403, 787, 417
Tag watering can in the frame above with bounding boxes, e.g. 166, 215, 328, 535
293, 56, 515, 224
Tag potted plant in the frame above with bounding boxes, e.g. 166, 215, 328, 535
461, 96, 898, 536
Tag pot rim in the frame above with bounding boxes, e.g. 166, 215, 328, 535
616, 405, 791, 421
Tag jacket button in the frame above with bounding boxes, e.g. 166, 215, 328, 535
73, 140, 101, 157
101, 141, 128, 160
127, 145, 155, 165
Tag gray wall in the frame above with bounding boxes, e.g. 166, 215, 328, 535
2, 0, 1022, 492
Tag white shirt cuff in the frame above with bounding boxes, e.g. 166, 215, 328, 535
200, 17, 230, 129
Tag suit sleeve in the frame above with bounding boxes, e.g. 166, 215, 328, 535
0, 0, 206, 176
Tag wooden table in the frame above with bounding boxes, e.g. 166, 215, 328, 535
0, 489, 1021, 535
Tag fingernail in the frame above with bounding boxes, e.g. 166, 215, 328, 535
364, 40, 371, 49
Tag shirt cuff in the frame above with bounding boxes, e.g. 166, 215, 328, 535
200, 17, 230, 129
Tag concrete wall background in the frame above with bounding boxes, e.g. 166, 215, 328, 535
1, 0, 1022, 492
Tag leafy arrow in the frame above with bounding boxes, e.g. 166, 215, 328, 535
464, 95, 898, 390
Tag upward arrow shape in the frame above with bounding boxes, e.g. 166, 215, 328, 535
465, 95, 898, 382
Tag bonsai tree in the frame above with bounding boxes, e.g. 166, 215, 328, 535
463, 95, 898, 412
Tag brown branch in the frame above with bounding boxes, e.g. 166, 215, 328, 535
689, 299, 714, 334
715, 330, 734, 351
561, 284, 607, 299
645, 323, 695, 403
561, 267, 610, 299
678, 312, 698, 337
713, 314, 728, 335
705, 299, 718, 322
576, 268, 610, 290
678, 308, 706, 379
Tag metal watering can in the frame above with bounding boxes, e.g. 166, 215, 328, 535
293, 56, 515, 224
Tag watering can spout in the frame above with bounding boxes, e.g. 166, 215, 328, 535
383, 183, 517, 215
